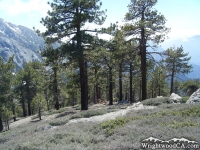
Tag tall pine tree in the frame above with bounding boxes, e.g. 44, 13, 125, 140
124, 0, 169, 100
0, 57, 15, 131
163, 46, 192, 94
37, 0, 106, 110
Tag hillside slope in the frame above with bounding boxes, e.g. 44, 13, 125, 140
0, 18, 44, 69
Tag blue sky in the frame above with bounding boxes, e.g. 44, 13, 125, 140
0, 0, 199, 41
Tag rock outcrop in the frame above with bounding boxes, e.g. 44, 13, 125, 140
186, 88, 200, 104
169, 93, 182, 103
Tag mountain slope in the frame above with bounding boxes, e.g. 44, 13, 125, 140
0, 18, 44, 69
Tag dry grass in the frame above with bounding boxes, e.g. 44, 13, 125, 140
0, 101, 200, 150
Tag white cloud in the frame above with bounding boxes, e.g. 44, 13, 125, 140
182, 38, 189, 42
0, 0, 51, 17
168, 27, 200, 40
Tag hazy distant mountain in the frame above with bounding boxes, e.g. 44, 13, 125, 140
0, 18, 199, 79
0, 18, 44, 69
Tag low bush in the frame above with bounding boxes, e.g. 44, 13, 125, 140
49, 119, 69, 126
55, 111, 76, 118
142, 97, 171, 106
181, 96, 189, 103
169, 120, 199, 129
69, 114, 83, 119
81, 110, 106, 118
47, 107, 67, 115
100, 118, 130, 137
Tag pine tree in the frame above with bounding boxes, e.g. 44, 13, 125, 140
124, 0, 169, 100
163, 46, 192, 94
32, 93, 46, 120
147, 63, 168, 98
0, 56, 15, 131
37, 0, 106, 110
112, 30, 127, 102
179, 79, 200, 96
41, 45, 63, 110
14, 62, 44, 116
100, 40, 116, 105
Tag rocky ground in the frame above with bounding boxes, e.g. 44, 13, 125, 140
10, 102, 155, 129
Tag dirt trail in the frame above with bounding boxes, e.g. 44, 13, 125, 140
67, 102, 155, 124
10, 114, 57, 129
10, 102, 155, 128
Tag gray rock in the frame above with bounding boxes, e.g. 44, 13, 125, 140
169, 93, 182, 103
186, 88, 200, 104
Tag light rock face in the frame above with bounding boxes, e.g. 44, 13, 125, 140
186, 89, 200, 104
169, 93, 182, 103
0, 18, 44, 69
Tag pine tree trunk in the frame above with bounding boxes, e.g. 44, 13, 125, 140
28, 101, 31, 116
130, 62, 133, 103
21, 87, 27, 117
139, 80, 142, 101
109, 67, 113, 105
39, 107, 42, 120
79, 58, 88, 110
94, 68, 98, 103
85, 61, 89, 105
93, 85, 96, 104
119, 63, 123, 101
12, 103, 16, 122
53, 67, 59, 110
170, 57, 175, 94
170, 74, 174, 95
6, 120, 9, 130
158, 71, 161, 96
151, 81, 154, 98
98, 87, 101, 99
75, 7, 88, 110
0, 116, 3, 132
141, 11, 147, 101
45, 90, 50, 111
96, 85, 99, 100
124, 83, 128, 100
26, 84, 32, 116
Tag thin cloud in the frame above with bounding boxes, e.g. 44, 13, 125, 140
0, 0, 51, 17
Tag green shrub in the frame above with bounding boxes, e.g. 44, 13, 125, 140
49, 119, 69, 126
142, 97, 171, 106
100, 118, 130, 137
81, 110, 106, 118
47, 107, 67, 115
170, 120, 199, 129
179, 105, 200, 117
69, 114, 83, 119
55, 111, 75, 118
181, 96, 189, 103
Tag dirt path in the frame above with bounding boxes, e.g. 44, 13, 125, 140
10, 114, 57, 129
10, 102, 155, 129
67, 102, 155, 125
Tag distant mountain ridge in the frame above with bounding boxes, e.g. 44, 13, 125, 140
0, 18, 199, 79
0, 18, 44, 69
